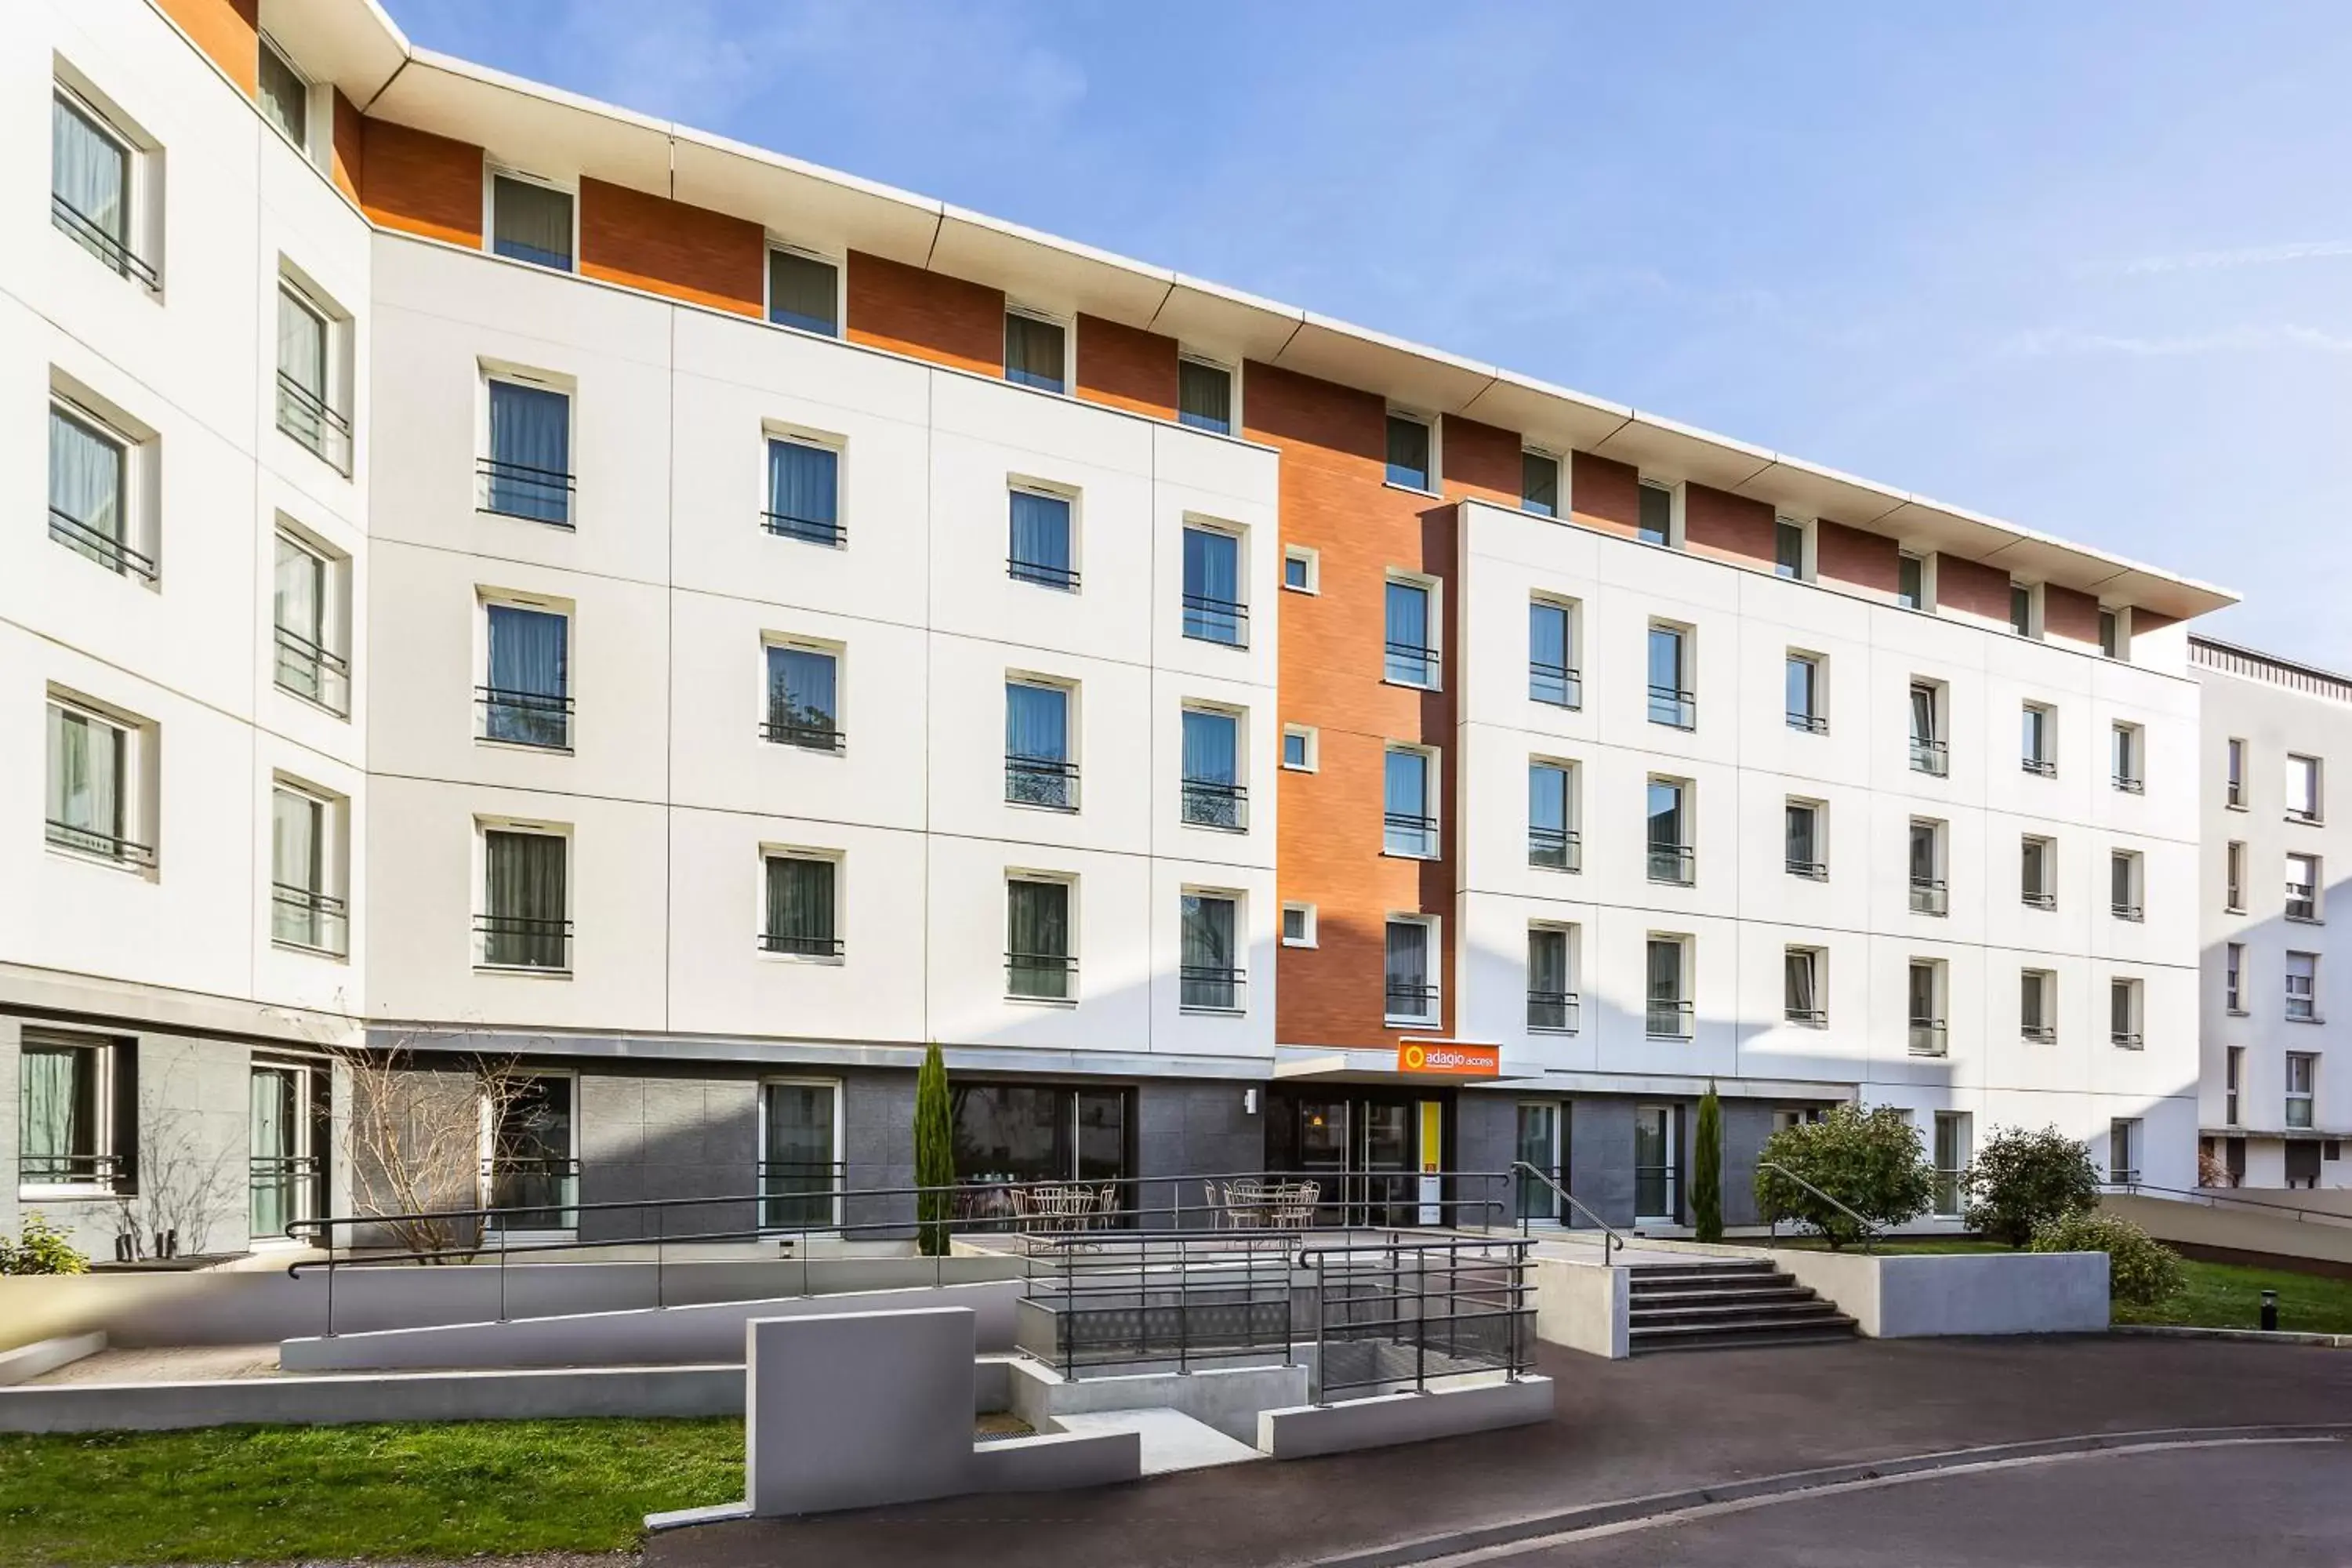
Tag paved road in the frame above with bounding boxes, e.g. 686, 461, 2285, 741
646, 1337, 2352, 1568
1493, 1439, 2352, 1567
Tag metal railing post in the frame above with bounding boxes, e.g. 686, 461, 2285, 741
325, 1229, 337, 1338
1414, 1247, 1427, 1394
655, 1201, 665, 1310
499, 1220, 509, 1323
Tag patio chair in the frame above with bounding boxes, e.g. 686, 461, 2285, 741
1093, 1184, 1120, 1229
1221, 1179, 1269, 1229
1270, 1180, 1319, 1230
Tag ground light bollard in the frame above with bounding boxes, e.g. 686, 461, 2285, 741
2261, 1289, 2280, 1331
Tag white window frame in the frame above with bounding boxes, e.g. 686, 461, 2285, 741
1382, 570, 1443, 691
256, 31, 321, 162
2009, 579, 2043, 639
1282, 544, 1319, 595
2110, 849, 2144, 923
2110, 976, 2143, 1049
478, 361, 578, 528
760, 422, 848, 548
269, 775, 348, 959
760, 634, 847, 753
2225, 942, 2246, 1014
1644, 933, 1693, 1039
1004, 869, 1079, 1005
2288, 754, 2324, 824
479, 1067, 580, 1238
1383, 408, 1439, 495
1004, 673, 1080, 812
2111, 722, 2145, 793
1783, 945, 1828, 1027
51, 73, 162, 291
476, 589, 575, 752
473, 817, 574, 975
2288, 851, 2322, 924
1773, 515, 1816, 582
762, 240, 844, 338
1896, 550, 1935, 612
1529, 756, 1579, 874
2021, 702, 2056, 776
1521, 446, 1565, 518
2288, 951, 2320, 1023
272, 520, 350, 717
2020, 968, 2056, 1043
1531, 594, 1582, 710
16, 1031, 123, 1199
2225, 737, 2247, 809
482, 163, 580, 274
2021, 833, 2056, 910
2225, 840, 2247, 913
49, 379, 158, 585
1281, 724, 1319, 773
44, 687, 154, 873
1382, 742, 1440, 860
757, 844, 846, 964
1784, 796, 1826, 880
1007, 476, 1082, 591
1178, 885, 1247, 1015
1177, 351, 1240, 434
1280, 902, 1318, 949
1633, 477, 1685, 549
1907, 959, 1947, 1056
1004, 304, 1073, 396
1526, 921, 1578, 1034
2286, 1053, 2318, 1130
757, 1076, 845, 1233
1383, 913, 1441, 1026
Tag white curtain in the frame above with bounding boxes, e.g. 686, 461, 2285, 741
274, 536, 321, 643
278, 287, 325, 396
46, 706, 118, 838
52, 95, 125, 245
20, 1047, 85, 1167
48, 407, 122, 544
1786, 951, 1817, 1015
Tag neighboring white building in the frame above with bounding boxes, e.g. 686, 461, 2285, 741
2193, 637, 2352, 1190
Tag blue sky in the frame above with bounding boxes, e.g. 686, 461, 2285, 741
382, 0, 2352, 665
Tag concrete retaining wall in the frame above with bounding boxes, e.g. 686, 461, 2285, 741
0, 1364, 741, 1434
1771, 1248, 2108, 1337
1534, 1258, 1627, 1359
0, 1334, 106, 1387
281, 1280, 1022, 1370
1257, 1376, 1555, 1458
1007, 1356, 1308, 1445
0, 1254, 1026, 1353
2104, 1192, 2352, 1272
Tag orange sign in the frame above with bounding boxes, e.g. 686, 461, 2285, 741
1396, 1041, 1500, 1078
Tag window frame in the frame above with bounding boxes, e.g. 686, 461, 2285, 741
2109, 849, 2144, 923
1178, 886, 1247, 1014
2225, 737, 2247, 809
271, 521, 350, 718
44, 689, 152, 872
484, 164, 580, 274
1177, 354, 1237, 435
1383, 411, 1436, 493
1381, 743, 1440, 859
1382, 913, 1442, 1026
1179, 518, 1250, 648
761, 637, 847, 754
1006, 478, 1081, 591
1004, 675, 1080, 813
2286, 1052, 2318, 1130
2009, 579, 2042, 638
1528, 757, 1579, 874
2225, 942, 2246, 1014
1280, 724, 1318, 773
477, 591, 575, 753
1907, 679, 1947, 775
1282, 545, 1319, 595
1646, 620, 1695, 729
2108, 975, 2143, 1049
763, 241, 844, 338
1784, 649, 1825, 734
1907, 817, 1947, 916
1178, 702, 1248, 833
47, 389, 155, 584
1896, 550, 1933, 612
2020, 968, 2056, 1044
2225, 839, 2247, 913
2287, 851, 2322, 924
1529, 595, 1582, 710
2020, 834, 2056, 910
474, 818, 574, 974
1907, 959, 1947, 1056
1005, 872, 1079, 1003
1635, 477, 1681, 548
256, 31, 316, 158
1526, 922, 1578, 1034
1784, 797, 1826, 880
1003, 306, 1072, 395
1783, 945, 1827, 1027
1520, 448, 1563, 518
275, 270, 351, 475
2287, 754, 2324, 824
1280, 902, 1318, 949
1773, 516, 1813, 582
762, 426, 846, 548
269, 776, 348, 959
2287, 950, 2320, 1023
1643, 934, 1693, 1039
50, 78, 160, 292
478, 365, 577, 528
16, 1031, 127, 1198
2020, 702, 2056, 777
1646, 774, 1695, 887
759, 846, 845, 962
757, 1076, 845, 1233
2111, 722, 2145, 795
1382, 572, 1443, 691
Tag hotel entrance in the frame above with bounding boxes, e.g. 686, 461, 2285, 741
1264, 1087, 1456, 1226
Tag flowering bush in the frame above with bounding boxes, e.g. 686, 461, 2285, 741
0, 1212, 90, 1276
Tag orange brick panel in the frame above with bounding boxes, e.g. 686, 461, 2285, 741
1442, 416, 1523, 508
2132, 608, 2178, 636
1683, 482, 1775, 568
846, 252, 1004, 377
2042, 584, 2102, 644
330, 90, 363, 205
1934, 552, 2013, 621
580, 177, 763, 318
360, 119, 484, 247
1570, 452, 1640, 539
1075, 314, 1178, 419
1817, 518, 1899, 596
158, 0, 258, 95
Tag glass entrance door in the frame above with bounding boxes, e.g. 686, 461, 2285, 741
760, 1081, 839, 1231
249, 1065, 306, 1240
1634, 1105, 1678, 1222
488, 1075, 578, 1232
1515, 1103, 1563, 1222
1357, 1101, 1416, 1225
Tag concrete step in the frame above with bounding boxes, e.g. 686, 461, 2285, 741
1628, 1270, 1798, 1294
1629, 1326, 1861, 1354
1630, 1298, 1849, 1328
1047, 1406, 1266, 1474
1628, 1284, 1817, 1309
1629, 1312, 1858, 1353
1625, 1258, 1777, 1277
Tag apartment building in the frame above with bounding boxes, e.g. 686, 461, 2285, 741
2193, 637, 2350, 1189
3, 0, 2233, 1257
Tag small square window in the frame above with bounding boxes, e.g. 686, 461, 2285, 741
257, 35, 309, 152
768, 248, 840, 336
1281, 903, 1316, 947
1005, 312, 1066, 394
1385, 414, 1432, 491
1179, 359, 1232, 434
490, 172, 575, 272
1283, 546, 1318, 593
1282, 725, 1317, 771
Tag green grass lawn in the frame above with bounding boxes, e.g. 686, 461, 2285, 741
0, 1417, 743, 1568
2114, 1258, 2352, 1335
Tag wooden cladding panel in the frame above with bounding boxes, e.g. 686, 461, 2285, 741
359, 119, 483, 247
157, 0, 259, 95
1074, 314, 1178, 419
846, 252, 1004, 376
579, 177, 763, 318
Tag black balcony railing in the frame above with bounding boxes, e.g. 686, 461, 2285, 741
1647, 684, 1696, 728
1786, 710, 1828, 735
1385, 811, 1438, 857
49, 506, 158, 583
1385, 981, 1440, 1021
1529, 825, 1581, 872
1179, 965, 1245, 1011
274, 626, 350, 717
1646, 843, 1695, 885
475, 913, 572, 971
1385, 641, 1439, 687
1910, 737, 1948, 775
1530, 660, 1582, 709
484, 1156, 580, 1232
2112, 774, 2144, 796
478, 686, 573, 750
1007, 755, 1080, 811
477, 456, 575, 527
760, 931, 844, 958
1786, 855, 1827, 880
762, 508, 843, 547
760, 717, 845, 753
2021, 1022, 2056, 1044
759, 1159, 846, 1232
53, 193, 159, 289
2111, 898, 2143, 923
1910, 877, 1949, 916
1526, 989, 1580, 1033
1908, 1019, 1948, 1057
1181, 779, 1247, 831
1785, 1006, 1828, 1027
249, 1153, 322, 1237
1007, 950, 1076, 1000
2023, 887, 2056, 910
18, 1150, 131, 1190
1646, 998, 1695, 1039
2111, 1030, 2144, 1051
276, 372, 353, 475
1008, 555, 1080, 590
2288, 886, 2318, 921
1181, 593, 1248, 647
46, 817, 154, 868
272, 883, 349, 956
2022, 756, 2056, 778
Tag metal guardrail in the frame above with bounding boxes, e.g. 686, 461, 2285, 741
1510, 1160, 1625, 1263
1757, 1160, 1882, 1253
1305, 1233, 1534, 1399
2103, 1181, 2352, 1232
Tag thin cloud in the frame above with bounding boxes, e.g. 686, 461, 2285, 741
2114, 239, 2352, 275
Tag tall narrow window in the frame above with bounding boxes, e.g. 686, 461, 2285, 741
1384, 747, 1436, 857
2021, 836, 2054, 909
1784, 948, 1824, 1025
764, 645, 841, 752
1646, 938, 1690, 1038
1385, 579, 1437, 686
1530, 600, 1578, 707
19, 1036, 118, 1191
762, 855, 840, 957
488, 1076, 576, 1229
249, 1062, 322, 1239
1909, 819, 1946, 915
1385, 919, 1436, 1023
1907, 962, 1945, 1055
766, 249, 839, 336
1785, 800, 1824, 880
2288, 952, 2318, 1022
760, 1082, 839, 1231
491, 172, 574, 271
2009, 582, 2035, 637
2021, 704, 2054, 776
1646, 778, 1692, 885
481, 604, 570, 750
1636, 481, 1673, 546
1004, 312, 1065, 393
275, 283, 346, 470
258, 36, 309, 149
52, 91, 153, 287
1774, 519, 1807, 579
480, 829, 569, 971
2287, 1053, 2318, 1129
2100, 608, 2122, 659
1933, 1112, 1969, 1216
2226, 840, 2247, 911
1181, 526, 1246, 645
2226, 1047, 2244, 1123
1180, 708, 1244, 830
2288, 755, 2322, 822
2226, 738, 2246, 808
49, 401, 147, 579
2111, 723, 2144, 793
1647, 624, 1693, 728
1007, 488, 1076, 589
2288, 852, 2321, 921
2110, 851, 2143, 921
2020, 971, 2055, 1043
1908, 682, 1945, 775
1005, 681, 1076, 811
1529, 762, 1576, 871
1526, 927, 1575, 1031
483, 379, 572, 525
1179, 893, 1241, 1011
1007, 879, 1074, 999
2108, 1119, 2141, 1185
1522, 451, 1560, 517
1385, 414, 1430, 490
1785, 653, 1824, 732
2110, 978, 2142, 1049
1178, 359, 1232, 434
764, 437, 840, 546
274, 533, 347, 716
45, 700, 145, 866
1897, 552, 1926, 611
2226, 942, 2245, 1012
270, 785, 345, 956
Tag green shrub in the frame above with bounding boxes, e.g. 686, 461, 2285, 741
0, 1212, 91, 1276
913, 1042, 954, 1257
2030, 1209, 2183, 1308
1965, 1125, 2099, 1247
1754, 1104, 1933, 1249
1691, 1084, 1724, 1243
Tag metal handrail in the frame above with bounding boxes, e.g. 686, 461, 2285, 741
1509, 1160, 1624, 1263
1757, 1159, 1882, 1253
2100, 1181, 2352, 1230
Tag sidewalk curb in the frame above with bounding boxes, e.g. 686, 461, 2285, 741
1304, 1423, 2352, 1568
2111, 1325, 2352, 1348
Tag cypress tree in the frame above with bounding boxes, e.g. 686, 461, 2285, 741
914, 1042, 954, 1256
1693, 1082, 1724, 1243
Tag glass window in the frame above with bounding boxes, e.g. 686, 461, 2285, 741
1646, 939, 1687, 1036
1283, 550, 1314, 592
1007, 488, 1076, 589
2227, 840, 2246, 909
257, 37, 308, 149
951, 1082, 1129, 1186
1007, 879, 1073, 999
1385, 919, 1435, 1020
1785, 800, 1822, 878
1180, 709, 1243, 830
2287, 1053, 2317, 1129
1910, 821, 1945, 915
481, 829, 568, 970
1636, 482, 1673, 546
45, 702, 138, 865
1646, 625, 1692, 727
2226, 942, 2245, 1011
1933, 1112, 1969, 1215
760, 1082, 839, 1230
2288, 755, 2321, 821
1529, 762, 1573, 870
484, 380, 572, 525
1004, 681, 1075, 810
1281, 904, 1315, 946
2288, 853, 2320, 920
763, 856, 838, 956
1385, 415, 1430, 490
274, 534, 347, 715
2108, 1118, 2140, 1185
2022, 705, 2053, 775
2111, 851, 2141, 920
2288, 952, 2318, 1021
482, 604, 570, 749
1182, 526, 1245, 645
1527, 928, 1573, 1030
1784, 948, 1822, 1024
20, 1038, 107, 1189
1004, 313, 1065, 393
767, 249, 838, 336
1178, 360, 1232, 434
2009, 583, 2034, 636
764, 645, 840, 751
491, 173, 574, 270
765, 438, 840, 546
48, 402, 136, 576
1180, 893, 1240, 1010
1522, 452, 1559, 517
2020, 971, 2053, 1039
1646, 778, 1690, 884
2022, 837, 2053, 908
2111, 978, 2141, 1047
1775, 519, 1806, 579
275, 284, 335, 462
2112, 724, 2143, 792
1385, 580, 1436, 686
2226, 1047, 2243, 1123
1384, 748, 1434, 856
1908, 962, 1943, 1054
1897, 552, 1925, 610
1786, 654, 1822, 731
1530, 601, 1577, 707
2226, 738, 2245, 808
248, 1062, 320, 1239
2100, 608, 2122, 659
1282, 727, 1313, 771
488, 1075, 576, 1229
52, 92, 140, 281
1909, 682, 1944, 774
270, 786, 344, 956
